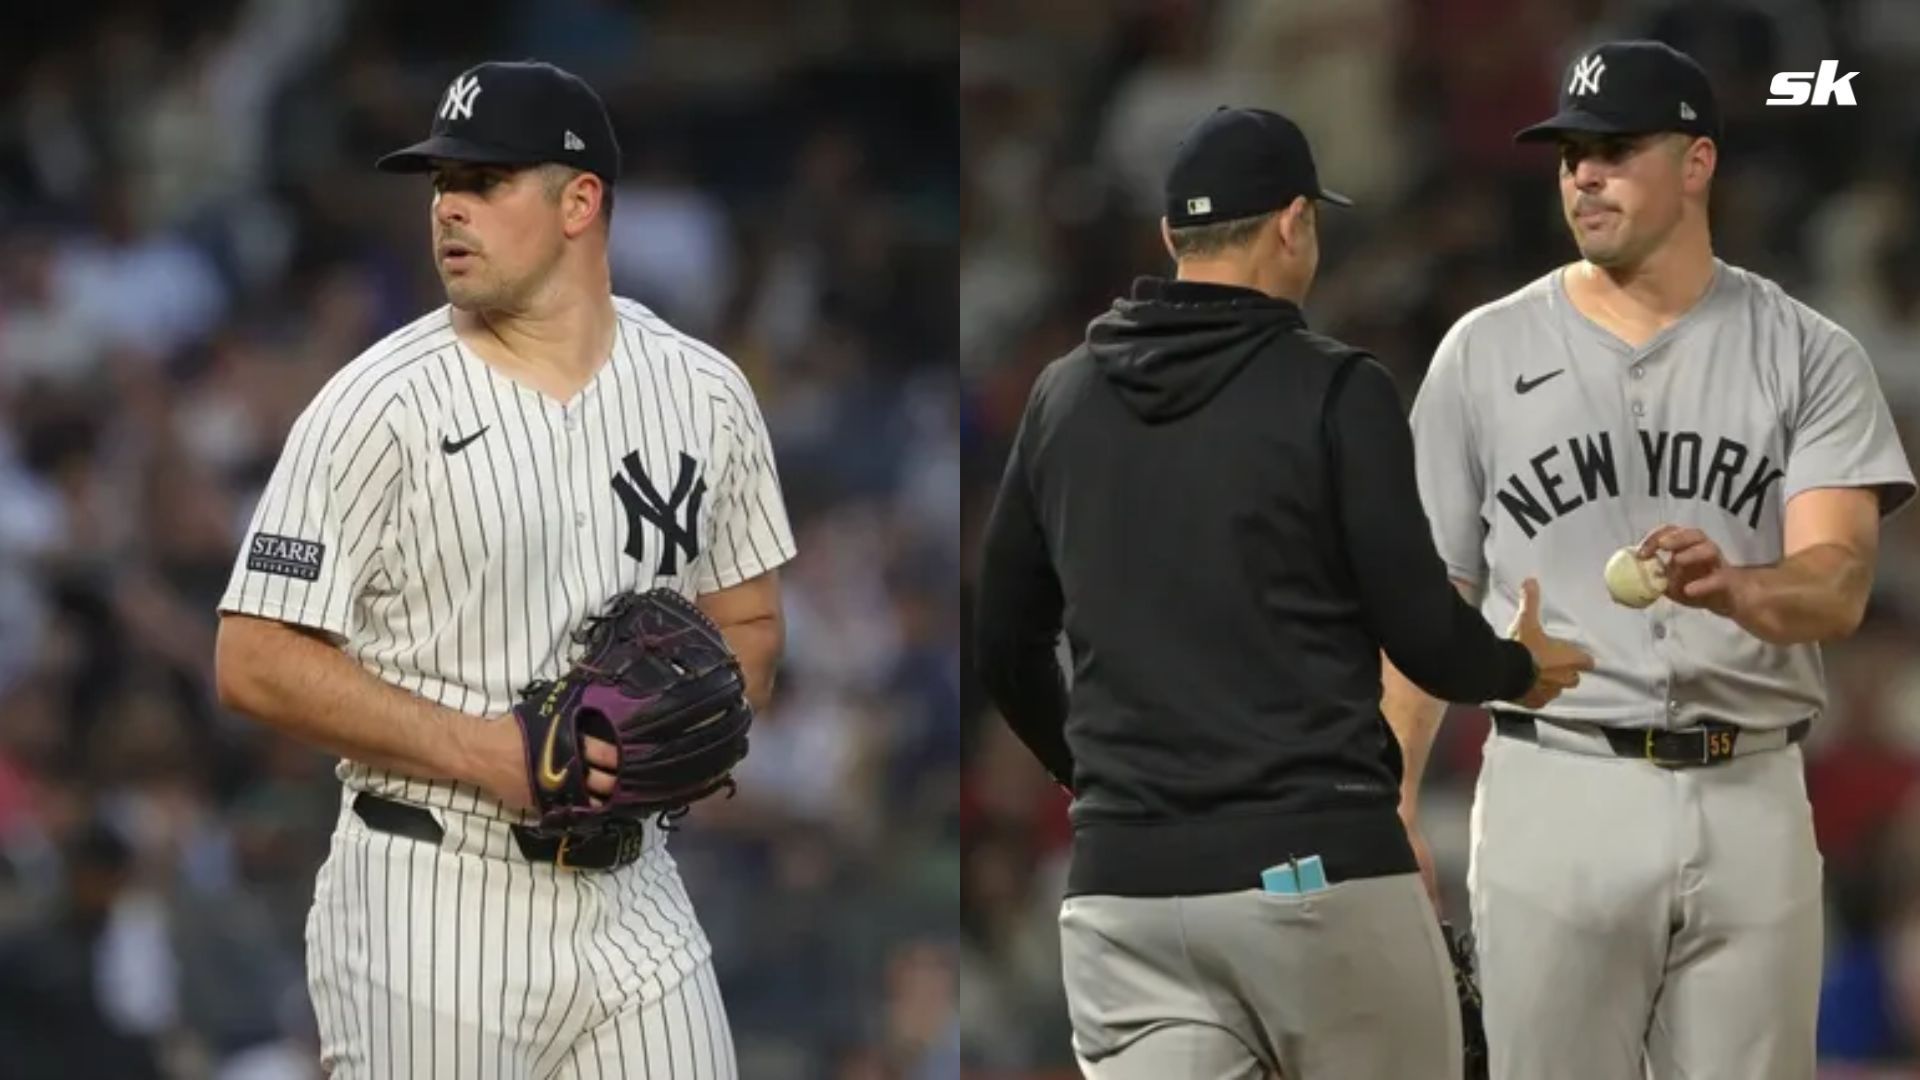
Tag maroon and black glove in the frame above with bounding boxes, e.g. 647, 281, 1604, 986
512, 588, 752, 836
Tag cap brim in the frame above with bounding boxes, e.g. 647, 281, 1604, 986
375, 135, 537, 173
1514, 110, 1643, 144
1317, 188, 1354, 207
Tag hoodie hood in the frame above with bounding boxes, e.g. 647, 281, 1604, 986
1085, 277, 1307, 422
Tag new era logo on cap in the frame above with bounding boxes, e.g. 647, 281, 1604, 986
1186, 197, 1212, 215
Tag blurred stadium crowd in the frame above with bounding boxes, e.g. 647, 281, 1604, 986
961, 0, 1920, 1075
0, 1, 956, 1078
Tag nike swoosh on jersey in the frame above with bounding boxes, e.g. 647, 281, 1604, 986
1514, 370, 1566, 394
441, 426, 491, 454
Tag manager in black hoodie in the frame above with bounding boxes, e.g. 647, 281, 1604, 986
972, 107, 1595, 1080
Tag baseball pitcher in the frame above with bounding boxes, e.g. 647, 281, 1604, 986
214, 60, 795, 1079
1387, 40, 1915, 1080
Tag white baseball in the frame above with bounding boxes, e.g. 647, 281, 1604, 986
1604, 547, 1668, 608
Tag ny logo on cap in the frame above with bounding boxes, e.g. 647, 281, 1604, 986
440, 75, 483, 122
1569, 54, 1606, 97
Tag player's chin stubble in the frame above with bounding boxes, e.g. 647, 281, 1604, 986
1569, 212, 1631, 267
442, 278, 489, 310
1576, 235, 1623, 267
441, 266, 511, 311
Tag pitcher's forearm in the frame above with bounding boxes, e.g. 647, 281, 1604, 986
717, 616, 781, 713
1382, 655, 1448, 817
695, 571, 787, 714
1381, 577, 1482, 818
215, 615, 487, 783
1728, 543, 1872, 644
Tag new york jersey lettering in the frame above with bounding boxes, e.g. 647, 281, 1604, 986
1498, 428, 1784, 537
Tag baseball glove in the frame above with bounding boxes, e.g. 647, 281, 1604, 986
512, 587, 752, 836
1441, 920, 1490, 1080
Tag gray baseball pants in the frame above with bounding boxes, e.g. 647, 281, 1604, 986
1469, 728, 1823, 1080
1059, 875, 1462, 1079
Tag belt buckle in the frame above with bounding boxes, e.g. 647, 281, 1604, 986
1643, 729, 1703, 769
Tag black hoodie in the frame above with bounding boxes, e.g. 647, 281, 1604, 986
974, 277, 1536, 898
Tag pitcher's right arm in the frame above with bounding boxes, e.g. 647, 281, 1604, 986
1389, 320, 1510, 821
214, 615, 528, 806
214, 374, 531, 809
1382, 577, 1484, 819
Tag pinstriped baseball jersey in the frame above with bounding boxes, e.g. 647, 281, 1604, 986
221, 295, 788, 1078
1410, 259, 1914, 732
219, 295, 796, 823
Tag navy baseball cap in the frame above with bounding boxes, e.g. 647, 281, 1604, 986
1516, 41, 1720, 144
377, 60, 620, 183
1164, 107, 1351, 228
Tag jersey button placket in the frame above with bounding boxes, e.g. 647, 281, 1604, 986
555, 406, 586, 615
570, 404, 591, 530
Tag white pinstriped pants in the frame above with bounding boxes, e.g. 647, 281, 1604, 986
307, 793, 738, 1079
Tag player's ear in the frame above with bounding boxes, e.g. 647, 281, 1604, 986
562, 171, 604, 238
1160, 217, 1176, 262
1683, 136, 1716, 194
1277, 197, 1311, 253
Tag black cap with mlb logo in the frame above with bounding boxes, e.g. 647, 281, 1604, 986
1163, 107, 1352, 229
377, 60, 620, 183
1515, 40, 1721, 144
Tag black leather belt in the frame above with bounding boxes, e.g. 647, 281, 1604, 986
1492, 712, 1811, 769
352, 792, 647, 871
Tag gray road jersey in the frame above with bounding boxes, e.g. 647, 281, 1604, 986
1410, 259, 1915, 732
